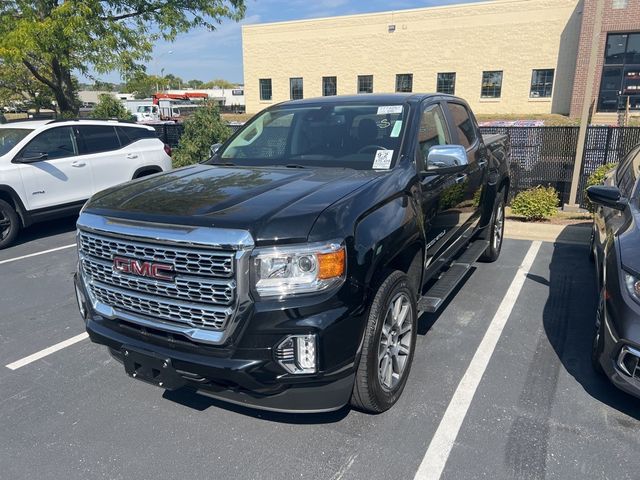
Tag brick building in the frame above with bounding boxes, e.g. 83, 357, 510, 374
242, 0, 640, 119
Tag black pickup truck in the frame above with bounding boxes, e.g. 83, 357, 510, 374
73, 94, 510, 413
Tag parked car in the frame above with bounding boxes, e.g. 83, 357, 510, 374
73, 94, 510, 413
0, 119, 172, 248
588, 146, 640, 399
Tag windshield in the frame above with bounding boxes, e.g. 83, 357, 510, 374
219, 103, 407, 170
137, 106, 154, 113
0, 128, 32, 156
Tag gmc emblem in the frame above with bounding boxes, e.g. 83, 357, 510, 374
113, 257, 175, 281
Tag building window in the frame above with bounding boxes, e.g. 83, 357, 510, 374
358, 75, 373, 94
481, 71, 503, 98
599, 33, 640, 112
395, 74, 413, 93
259, 79, 272, 101
613, 0, 628, 9
530, 69, 555, 98
323, 76, 337, 96
290, 77, 303, 100
437, 73, 456, 95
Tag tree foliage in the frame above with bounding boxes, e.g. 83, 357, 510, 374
0, 61, 55, 113
0, 1, 246, 114
203, 78, 237, 89
172, 102, 231, 168
123, 72, 165, 99
584, 163, 618, 213
92, 93, 134, 121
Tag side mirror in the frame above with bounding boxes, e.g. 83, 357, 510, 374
19, 152, 48, 163
423, 145, 468, 176
587, 185, 628, 211
210, 143, 222, 157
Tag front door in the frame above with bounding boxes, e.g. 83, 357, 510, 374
15, 126, 93, 210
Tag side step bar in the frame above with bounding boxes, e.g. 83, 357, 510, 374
417, 240, 489, 313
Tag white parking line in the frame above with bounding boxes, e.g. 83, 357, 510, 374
0, 243, 76, 266
5, 332, 89, 370
414, 241, 542, 480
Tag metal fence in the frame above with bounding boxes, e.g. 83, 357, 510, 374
154, 122, 640, 208
479, 126, 640, 207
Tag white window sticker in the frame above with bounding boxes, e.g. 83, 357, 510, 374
377, 105, 403, 115
391, 120, 402, 138
373, 150, 394, 170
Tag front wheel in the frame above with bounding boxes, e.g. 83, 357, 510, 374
480, 194, 505, 262
0, 199, 20, 250
351, 270, 417, 413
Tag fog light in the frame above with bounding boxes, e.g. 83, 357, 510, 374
275, 334, 317, 374
74, 282, 88, 321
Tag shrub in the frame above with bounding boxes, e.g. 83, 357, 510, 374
92, 94, 134, 121
584, 163, 617, 212
172, 102, 231, 168
511, 186, 559, 221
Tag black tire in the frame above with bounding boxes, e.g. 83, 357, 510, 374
480, 193, 506, 262
591, 293, 606, 376
589, 227, 596, 263
350, 270, 418, 413
0, 199, 20, 250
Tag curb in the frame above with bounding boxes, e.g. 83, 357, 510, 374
504, 220, 591, 245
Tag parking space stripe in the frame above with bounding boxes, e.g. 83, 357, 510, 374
5, 332, 89, 370
0, 243, 76, 266
414, 241, 542, 480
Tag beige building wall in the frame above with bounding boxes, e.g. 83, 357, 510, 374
242, 0, 582, 115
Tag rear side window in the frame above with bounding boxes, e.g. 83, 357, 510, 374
617, 148, 639, 197
78, 125, 120, 154
447, 103, 478, 149
116, 126, 157, 146
20, 127, 77, 160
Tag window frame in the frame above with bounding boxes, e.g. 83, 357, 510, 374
444, 101, 480, 151
395, 74, 413, 93
357, 75, 374, 94
530, 69, 555, 98
416, 101, 452, 171
322, 76, 337, 97
289, 77, 304, 101
436, 72, 456, 95
481, 70, 503, 99
259, 78, 272, 101
76, 125, 121, 155
15, 126, 78, 162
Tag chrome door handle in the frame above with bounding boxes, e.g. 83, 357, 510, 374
126, 154, 138, 159
478, 160, 488, 168
71, 161, 86, 167
454, 174, 467, 184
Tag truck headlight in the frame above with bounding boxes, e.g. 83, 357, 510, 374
624, 272, 640, 305
252, 240, 345, 298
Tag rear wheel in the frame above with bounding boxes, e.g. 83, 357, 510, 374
351, 270, 417, 413
480, 193, 505, 262
0, 199, 20, 249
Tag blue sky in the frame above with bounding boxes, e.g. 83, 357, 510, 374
95, 0, 480, 84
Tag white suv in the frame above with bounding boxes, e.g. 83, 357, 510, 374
0, 119, 172, 248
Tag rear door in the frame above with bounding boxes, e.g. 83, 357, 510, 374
77, 125, 132, 194
15, 126, 93, 209
442, 101, 488, 230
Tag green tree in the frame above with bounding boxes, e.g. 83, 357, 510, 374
0, 1, 246, 115
187, 79, 204, 89
203, 79, 236, 89
92, 93, 133, 120
172, 102, 231, 168
123, 72, 164, 99
0, 61, 55, 113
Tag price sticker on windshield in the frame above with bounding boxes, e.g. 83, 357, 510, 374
373, 150, 394, 170
377, 105, 403, 115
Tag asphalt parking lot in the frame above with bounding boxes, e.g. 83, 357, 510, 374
1, 219, 639, 480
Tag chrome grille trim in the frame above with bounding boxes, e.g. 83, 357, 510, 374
79, 231, 234, 278
80, 255, 235, 305
90, 281, 232, 330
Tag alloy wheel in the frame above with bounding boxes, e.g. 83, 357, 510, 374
378, 292, 413, 391
0, 208, 10, 241
493, 203, 504, 250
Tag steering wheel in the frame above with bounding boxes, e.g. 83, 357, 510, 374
358, 145, 387, 154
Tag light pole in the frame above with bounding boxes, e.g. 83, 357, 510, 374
153, 50, 173, 92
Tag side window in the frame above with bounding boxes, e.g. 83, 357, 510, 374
21, 127, 77, 160
617, 148, 639, 197
447, 103, 478, 149
78, 126, 121, 154
418, 104, 450, 166
116, 126, 156, 146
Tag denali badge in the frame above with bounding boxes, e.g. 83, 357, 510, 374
113, 257, 175, 281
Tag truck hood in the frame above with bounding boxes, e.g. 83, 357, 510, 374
84, 164, 379, 244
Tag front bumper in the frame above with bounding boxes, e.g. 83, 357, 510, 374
74, 273, 363, 413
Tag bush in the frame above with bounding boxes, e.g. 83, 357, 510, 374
584, 163, 617, 212
511, 186, 559, 221
92, 94, 134, 121
172, 102, 231, 168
